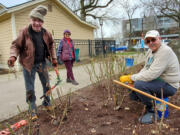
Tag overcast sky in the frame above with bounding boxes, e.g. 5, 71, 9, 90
0, 0, 29, 7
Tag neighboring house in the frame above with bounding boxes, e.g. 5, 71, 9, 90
0, 0, 96, 70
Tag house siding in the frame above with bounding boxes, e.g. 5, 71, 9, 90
15, 6, 34, 35
44, 2, 94, 40
0, 19, 12, 67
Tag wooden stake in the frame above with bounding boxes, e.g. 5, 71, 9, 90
113, 80, 180, 110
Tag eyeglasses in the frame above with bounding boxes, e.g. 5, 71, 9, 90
145, 38, 156, 44
65, 33, 70, 36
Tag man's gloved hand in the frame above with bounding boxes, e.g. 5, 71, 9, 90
7, 56, 16, 67
120, 75, 133, 84
52, 58, 58, 67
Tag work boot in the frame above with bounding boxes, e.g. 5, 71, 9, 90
138, 112, 160, 124
66, 78, 72, 83
30, 113, 38, 122
29, 109, 38, 122
44, 105, 54, 112
71, 80, 79, 85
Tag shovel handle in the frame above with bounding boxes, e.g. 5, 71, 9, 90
113, 80, 180, 111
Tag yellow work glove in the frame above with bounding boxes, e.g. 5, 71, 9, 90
120, 75, 133, 84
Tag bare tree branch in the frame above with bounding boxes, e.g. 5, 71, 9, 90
61, 0, 114, 21
140, 0, 180, 24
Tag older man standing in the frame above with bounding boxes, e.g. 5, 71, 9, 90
120, 30, 180, 124
7, 5, 58, 121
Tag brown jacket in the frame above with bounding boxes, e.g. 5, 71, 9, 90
10, 25, 57, 72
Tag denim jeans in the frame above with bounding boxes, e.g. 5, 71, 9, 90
130, 80, 177, 112
23, 62, 51, 111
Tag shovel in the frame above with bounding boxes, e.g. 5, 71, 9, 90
113, 80, 180, 110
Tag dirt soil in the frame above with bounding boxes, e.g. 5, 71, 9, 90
1, 64, 180, 135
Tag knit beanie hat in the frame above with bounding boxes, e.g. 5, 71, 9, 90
29, 5, 48, 22
63, 29, 71, 35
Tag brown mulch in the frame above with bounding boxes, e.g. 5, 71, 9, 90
0, 64, 180, 135
32, 85, 180, 135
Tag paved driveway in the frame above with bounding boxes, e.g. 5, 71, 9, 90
0, 64, 92, 122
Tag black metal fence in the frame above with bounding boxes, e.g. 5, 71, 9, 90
54, 39, 116, 59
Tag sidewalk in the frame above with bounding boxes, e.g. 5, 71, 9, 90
0, 64, 92, 122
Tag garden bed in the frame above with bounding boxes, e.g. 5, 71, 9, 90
1, 64, 180, 135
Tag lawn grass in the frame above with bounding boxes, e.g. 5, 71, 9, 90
116, 51, 138, 55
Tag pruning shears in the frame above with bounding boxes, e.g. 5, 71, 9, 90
40, 67, 61, 99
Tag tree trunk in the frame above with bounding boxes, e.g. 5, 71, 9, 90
80, 0, 86, 21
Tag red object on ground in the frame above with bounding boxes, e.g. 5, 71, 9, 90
0, 120, 27, 135
0, 130, 10, 135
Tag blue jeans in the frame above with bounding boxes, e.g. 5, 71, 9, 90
130, 80, 177, 111
23, 62, 51, 111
